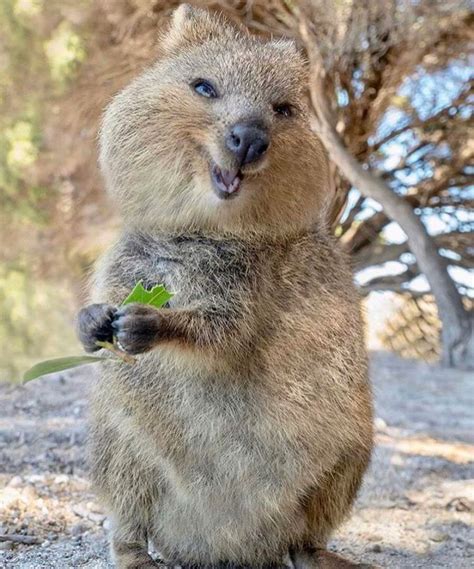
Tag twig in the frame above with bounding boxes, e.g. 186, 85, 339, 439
0, 534, 41, 545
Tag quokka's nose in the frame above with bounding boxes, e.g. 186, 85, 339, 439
225, 122, 270, 166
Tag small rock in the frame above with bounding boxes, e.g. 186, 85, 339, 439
0, 543, 14, 552
25, 474, 44, 484
86, 501, 102, 513
7, 476, 23, 488
53, 474, 69, 485
371, 544, 383, 553
430, 532, 450, 542
72, 504, 89, 519
374, 417, 387, 431
71, 523, 88, 536
390, 453, 404, 466
88, 512, 106, 524
367, 534, 384, 542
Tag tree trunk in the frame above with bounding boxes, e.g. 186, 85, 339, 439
299, 15, 473, 369
311, 112, 473, 368
297, 12, 473, 368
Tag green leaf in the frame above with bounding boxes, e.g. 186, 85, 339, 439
23, 355, 105, 383
121, 280, 173, 309
22, 281, 173, 383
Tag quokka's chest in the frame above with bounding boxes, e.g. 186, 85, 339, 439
116, 235, 261, 306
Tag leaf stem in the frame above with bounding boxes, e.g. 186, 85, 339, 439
95, 341, 136, 364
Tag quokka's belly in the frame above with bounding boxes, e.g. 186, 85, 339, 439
149, 446, 310, 564
140, 384, 313, 563
105, 357, 327, 561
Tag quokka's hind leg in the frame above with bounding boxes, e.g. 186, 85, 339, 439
293, 449, 374, 569
303, 450, 372, 548
90, 429, 164, 569
111, 525, 164, 569
89, 403, 170, 569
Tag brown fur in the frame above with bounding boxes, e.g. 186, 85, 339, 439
80, 6, 374, 569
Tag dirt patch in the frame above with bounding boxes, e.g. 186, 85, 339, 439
0, 351, 473, 568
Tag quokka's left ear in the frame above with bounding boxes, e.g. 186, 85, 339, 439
271, 37, 308, 64
159, 4, 234, 55
271, 37, 299, 54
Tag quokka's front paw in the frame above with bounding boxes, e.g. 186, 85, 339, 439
77, 303, 118, 352
112, 303, 164, 355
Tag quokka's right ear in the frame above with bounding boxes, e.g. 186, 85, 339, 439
159, 4, 232, 55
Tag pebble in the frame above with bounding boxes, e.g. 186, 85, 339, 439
370, 544, 383, 553
72, 503, 105, 524
72, 504, 89, 519
71, 523, 88, 536
25, 474, 45, 484
88, 512, 106, 524
54, 474, 69, 484
0, 543, 14, 552
86, 501, 102, 513
374, 417, 387, 431
102, 518, 111, 531
430, 532, 450, 542
7, 476, 23, 488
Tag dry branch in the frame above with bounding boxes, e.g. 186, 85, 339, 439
298, 8, 473, 368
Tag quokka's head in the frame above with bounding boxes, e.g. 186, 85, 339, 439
100, 4, 330, 236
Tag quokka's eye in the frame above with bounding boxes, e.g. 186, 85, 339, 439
273, 103, 293, 118
192, 79, 218, 98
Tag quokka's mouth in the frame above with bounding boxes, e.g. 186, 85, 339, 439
210, 163, 243, 200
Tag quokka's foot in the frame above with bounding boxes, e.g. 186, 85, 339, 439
112, 540, 166, 569
291, 548, 378, 569
176, 562, 288, 569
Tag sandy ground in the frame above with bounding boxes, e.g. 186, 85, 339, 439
0, 351, 473, 568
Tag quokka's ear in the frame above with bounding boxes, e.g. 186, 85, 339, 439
170, 3, 198, 30
271, 37, 299, 53
271, 37, 306, 60
160, 4, 231, 54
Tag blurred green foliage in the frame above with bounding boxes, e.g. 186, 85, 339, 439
45, 20, 86, 88
0, 0, 87, 222
0, 0, 88, 380
0, 262, 81, 381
